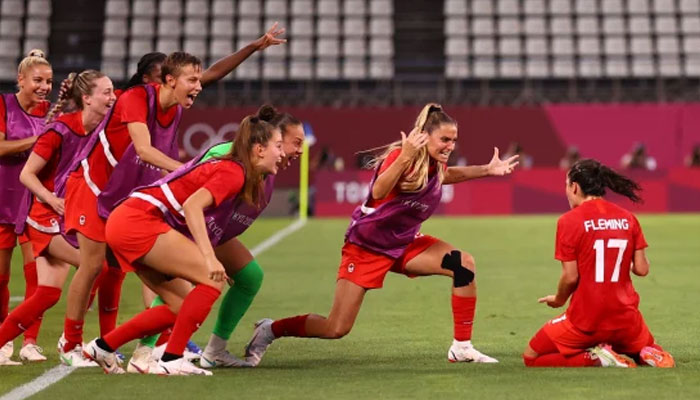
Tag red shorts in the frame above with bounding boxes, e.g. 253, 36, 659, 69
337, 234, 440, 289
0, 224, 30, 249
530, 312, 654, 357
25, 202, 61, 258
105, 199, 171, 273
64, 176, 106, 242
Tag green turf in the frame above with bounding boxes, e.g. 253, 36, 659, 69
2, 215, 699, 399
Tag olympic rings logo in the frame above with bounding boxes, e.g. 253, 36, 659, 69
182, 122, 240, 157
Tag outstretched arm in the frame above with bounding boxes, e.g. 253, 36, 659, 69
201, 22, 286, 86
443, 147, 519, 184
538, 260, 578, 308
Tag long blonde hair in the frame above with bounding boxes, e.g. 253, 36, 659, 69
367, 103, 456, 192
46, 70, 106, 123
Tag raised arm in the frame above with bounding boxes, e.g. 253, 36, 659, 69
372, 128, 427, 200
538, 260, 579, 308
200, 23, 286, 86
20, 152, 64, 215
631, 249, 649, 277
182, 188, 228, 283
443, 147, 519, 184
128, 122, 183, 172
0, 132, 38, 157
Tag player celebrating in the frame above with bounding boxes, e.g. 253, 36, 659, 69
243, 104, 518, 366
0, 70, 115, 366
83, 115, 284, 375
522, 159, 674, 368
0, 50, 52, 362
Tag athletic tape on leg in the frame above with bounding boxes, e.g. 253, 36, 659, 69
441, 250, 475, 288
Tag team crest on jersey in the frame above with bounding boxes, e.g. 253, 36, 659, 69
347, 263, 355, 273
79, 215, 86, 226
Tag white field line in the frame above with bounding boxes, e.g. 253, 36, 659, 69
9, 296, 23, 303
0, 218, 306, 400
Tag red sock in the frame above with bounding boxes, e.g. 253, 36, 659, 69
452, 295, 476, 341
87, 263, 109, 311
523, 352, 599, 367
22, 262, 40, 345
0, 286, 61, 346
63, 318, 84, 352
271, 315, 309, 338
155, 327, 172, 346
0, 273, 9, 323
164, 285, 220, 357
98, 267, 125, 336
103, 305, 176, 350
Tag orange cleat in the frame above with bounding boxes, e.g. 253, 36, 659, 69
640, 346, 675, 368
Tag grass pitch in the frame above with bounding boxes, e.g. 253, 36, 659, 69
1, 214, 699, 399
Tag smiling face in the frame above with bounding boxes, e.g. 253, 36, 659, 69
165, 64, 202, 109
254, 129, 285, 175
17, 65, 53, 106
279, 123, 305, 170
425, 123, 458, 164
82, 76, 116, 117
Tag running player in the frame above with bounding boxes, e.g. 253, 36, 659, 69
0, 70, 115, 366
0, 50, 52, 362
522, 159, 675, 368
83, 115, 284, 375
244, 104, 519, 366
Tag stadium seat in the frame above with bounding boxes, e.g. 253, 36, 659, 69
291, 0, 313, 16
22, 38, 46, 55
290, 38, 313, 57
472, 57, 496, 78
0, 60, 16, 80
471, 17, 494, 36
132, 0, 156, 17
654, 16, 677, 35
629, 16, 651, 35
101, 59, 126, 80
369, 0, 392, 16
658, 55, 681, 76
602, 16, 626, 35
631, 55, 655, 77
235, 57, 260, 79
525, 57, 549, 78
1, 0, 24, 18
129, 38, 154, 58
102, 38, 127, 58
343, 0, 366, 16
656, 35, 679, 54
265, 0, 288, 18
600, 0, 624, 14
370, 17, 393, 36
184, 18, 208, 38
317, 0, 340, 16
680, 0, 700, 13
681, 16, 700, 34
652, 0, 676, 15
685, 55, 700, 76
683, 36, 700, 55
445, 17, 468, 36
155, 38, 180, 53
27, 0, 50, 17
369, 37, 393, 57
576, 17, 598, 36
343, 38, 366, 57
190, 0, 212, 17
472, 37, 495, 56
524, 16, 546, 36
289, 57, 313, 79
498, 37, 521, 56
604, 36, 627, 56
578, 37, 600, 55
317, 38, 340, 57
628, 0, 650, 14
523, 0, 545, 15
24, 18, 49, 38
550, 17, 573, 35
262, 58, 287, 80
343, 17, 366, 37
239, 0, 261, 17
158, 0, 182, 18
605, 57, 628, 77
549, 0, 572, 15
342, 57, 367, 79
0, 18, 23, 38
209, 38, 233, 59
316, 58, 340, 79
446, 37, 469, 56
630, 36, 653, 55
237, 19, 262, 38
131, 17, 155, 39
292, 17, 315, 37
369, 57, 393, 79
446, 57, 469, 78
264, 40, 287, 58
575, 0, 597, 15
497, 0, 519, 16
525, 37, 548, 56
183, 38, 206, 58
471, 0, 493, 16
498, 18, 521, 36
552, 37, 574, 56
444, 0, 467, 16
578, 56, 602, 77
499, 57, 523, 78
552, 56, 575, 77
106, 0, 129, 17
211, 17, 234, 38
104, 18, 128, 38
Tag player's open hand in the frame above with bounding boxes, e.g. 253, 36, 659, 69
538, 295, 565, 308
486, 147, 519, 176
254, 22, 287, 51
399, 127, 428, 161
47, 194, 65, 216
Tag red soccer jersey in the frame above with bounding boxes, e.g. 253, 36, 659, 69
75, 83, 177, 190
32, 112, 88, 192
0, 96, 49, 135
132, 160, 245, 216
555, 198, 648, 332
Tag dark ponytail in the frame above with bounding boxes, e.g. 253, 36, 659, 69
126, 52, 167, 88
256, 104, 301, 136
568, 159, 643, 203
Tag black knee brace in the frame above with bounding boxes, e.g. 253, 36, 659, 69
441, 250, 475, 288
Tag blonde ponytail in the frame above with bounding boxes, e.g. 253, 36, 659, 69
17, 49, 50, 77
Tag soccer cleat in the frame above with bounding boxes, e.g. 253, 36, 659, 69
447, 340, 499, 363
200, 348, 253, 369
83, 339, 125, 374
588, 344, 636, 368
57, 334, 98, 367
151, 343, 201, 363
126, 344, 160, 374
244, 318, 275, 367
186, 340, 203, 357
640, 346, 675, 368
19, 343, 47, 362
1, 341, 13, 358
0, 351, 21, 366
157, 357, 213, 376
115, 350, 125, 365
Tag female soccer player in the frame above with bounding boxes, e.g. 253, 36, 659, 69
244, 104, 519, 366
83, 115, 284, 375
0, 70, 115, 366
0, 50, 52, 362
522, 159, 674, 368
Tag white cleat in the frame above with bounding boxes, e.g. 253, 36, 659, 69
1, 341, 13, 358
57, 334, 98, 368
589, 344, 636, 368
127, 344, 159, 374
83, 339, 125, 374
151, 343, 201, 363
200, 348, 252, 369
157, 357, 213, 376
0, 351, 21, 366
19, 343, 47, 362
447, 340, 499, 363
244, 318, 275, 367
